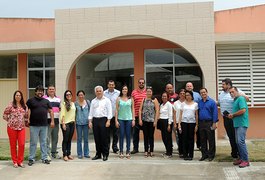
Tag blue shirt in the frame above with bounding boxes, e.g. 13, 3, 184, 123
198, 96, 218, 123
193, 91, 202, 103
75, 100, 90, 125
218, 88, 244, 115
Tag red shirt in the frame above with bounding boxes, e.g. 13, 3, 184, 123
131, 89, 146, 117
169, 93, 178, 104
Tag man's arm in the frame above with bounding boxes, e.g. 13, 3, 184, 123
48, 108, 54, 128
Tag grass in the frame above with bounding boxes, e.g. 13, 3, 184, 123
1, 139, 265, 162
0, 139, 41, 160
215, 140, 265, 162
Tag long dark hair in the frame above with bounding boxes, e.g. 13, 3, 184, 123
13, 90, 26, 110
119, 85, 131, 98
64, 90, 72, 111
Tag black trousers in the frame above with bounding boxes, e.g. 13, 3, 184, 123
93, 117, 110, 157
109, 117, 119, 151
159, 119, 173, 156
196, 128, 201, 148
176, 123, 183, 155
199, 121, 216, 159
181, 122, 196, 158
132, 117, 142, 151
61, 122, 75, 157
223, 116, 238, 158
142, 121, 155, 152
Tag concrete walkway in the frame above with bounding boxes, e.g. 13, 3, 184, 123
0, 141, 265, 180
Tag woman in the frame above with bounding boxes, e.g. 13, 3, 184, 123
178, 90, 198, 161
173, 89, 186, 158
60, 90, 76, 161
159, 92, 173, 158
3, 90, 28, 168
115, 85, 135, 159
139, 86, 159, 157
75, 90, 90, 159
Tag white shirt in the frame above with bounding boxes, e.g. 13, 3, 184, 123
159, 101, 173, 124
180, 101, 198, 123
173, 100, 184, 123
88, 96, 112, 120
104, 89, 120, 118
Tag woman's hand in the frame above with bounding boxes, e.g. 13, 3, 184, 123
132, 120, 135, 127
89, 121, 92, 129
62, 123, 66, 131
115, 121, 120, 128
167, 125, 171, 132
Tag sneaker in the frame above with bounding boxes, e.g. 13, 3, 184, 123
239, 161, 250, 168
52, 153, 61, 159
47, 155, 52, 162
42, 159, 50, 164
131, 150, 139, 154
84, 155, 90, 158
28, 160, 34, 166
78, 156, 83, 159
164, 155, 172, 159
233, 159, 242, 165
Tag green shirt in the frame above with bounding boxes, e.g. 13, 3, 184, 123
118, 99, 132, 120
232, 96, 249, 128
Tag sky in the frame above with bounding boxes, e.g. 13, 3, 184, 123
0, 0, 265, 18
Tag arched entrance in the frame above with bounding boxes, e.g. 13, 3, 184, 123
68, 36, 203, 98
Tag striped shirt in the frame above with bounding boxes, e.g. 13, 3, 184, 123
131, 89, 146, 117
218, 88, 244, 115
43, 95, 61, 119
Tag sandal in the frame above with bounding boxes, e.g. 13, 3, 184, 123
119, 153, 124, 159
18, 163, 25, 168
126, 153, 131, 159
63, 156, 69, 161
68, 155, 74, 160
144, 152, 148, 158
13, 163, 18, 168
150, 152, 154, 157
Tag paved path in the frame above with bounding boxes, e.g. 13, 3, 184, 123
0, 141, 265, 180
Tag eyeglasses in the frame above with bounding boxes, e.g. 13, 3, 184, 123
138, 82, 145, 84
66, 93, 72, 96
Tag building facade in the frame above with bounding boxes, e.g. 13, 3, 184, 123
0, 2, 264, 139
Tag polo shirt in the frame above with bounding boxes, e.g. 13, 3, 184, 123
232, 96, 249, 128
43, 95, 61, 124
198, 96, 218, 123
168, 93, 178, 104
26, 96, 52, 126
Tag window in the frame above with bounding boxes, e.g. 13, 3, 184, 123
76, 53, 134, 100
145, 48, 202, 98
216, 43, 265, 106
0, 55, 17, 78
28, 54, 55, 98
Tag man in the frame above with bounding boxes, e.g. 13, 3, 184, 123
218, 78, 249, 158
89, 86, 112, 161
104, 80, 120, 153
165, 83, 178, 153
27, 85, 54, 166
131, 78, 146, 154
198, 88, 218, 161
44, 85, 61, 160
185, 82, 202, 150
165, 83, 178, 104
228, 87, 250, 168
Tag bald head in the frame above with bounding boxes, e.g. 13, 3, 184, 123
165, 83, 174, 95
185, 82, 194, 91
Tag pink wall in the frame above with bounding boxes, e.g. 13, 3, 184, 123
0, 18, 54, 42
215, 4, 265, 33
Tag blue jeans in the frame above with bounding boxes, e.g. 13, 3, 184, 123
119, 120, 132, 153
235, 127, 249, 161
76, 124, 89, 157
29, 126, 48, 161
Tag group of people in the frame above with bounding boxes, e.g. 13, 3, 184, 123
2, 78, 250, 168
